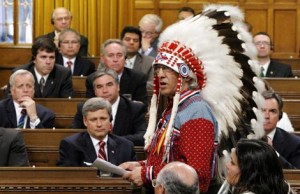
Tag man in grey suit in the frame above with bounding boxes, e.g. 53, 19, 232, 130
0, 127, 29, 166
121, 26, 154, 90
57, 97, 136, 167
254, 32, 294, 77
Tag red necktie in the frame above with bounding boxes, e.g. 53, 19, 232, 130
67, 61, 72, 70
98, 141, 107, 161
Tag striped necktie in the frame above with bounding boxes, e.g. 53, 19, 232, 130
40, 77, 45, 93
260, 66, 264, 77
98, 141, 107, 161
17, 109, 27, 128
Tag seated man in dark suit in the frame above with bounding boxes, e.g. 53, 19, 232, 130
262, 90, 300, 168
85, 39, 148, 107
121, 26, 154, 90
56, 28, 95, 76
72, 68, 147, 146
254, 32, 294, 77
57, 97, 136, 167
0, 70, 55, 129
11, 37, 74, 98
0, 127, 29, 166
39, 7, 88, 56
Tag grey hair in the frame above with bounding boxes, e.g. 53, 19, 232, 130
139, 14, 163, 33
9, 69, 35, 88
92, 68, 119, 89
82, 97, 112, 118
156, 165, 199, 194
100, 39, 127, 56
58, 28, 81, 45
187, 69, 198, 90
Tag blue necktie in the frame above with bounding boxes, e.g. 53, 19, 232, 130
17, 109, 27, 128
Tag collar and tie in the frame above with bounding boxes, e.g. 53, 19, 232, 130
18, 109, 27, 128
260, 66, 265, 77
40, 77, 45, 94
67, 61, 73, 70
98, 141, 107, 161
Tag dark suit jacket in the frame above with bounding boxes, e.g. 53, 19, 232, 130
85, 67, 148, 107
266, 60, 294, 77
41, 31, 89, 56
56, 132, 136, 167
0, 127, 29, 166
133, 53, 154, 90
71, 95, 147, 146
13, 62, 74, 98
56, 53, 95, 76
273, 127, 300, 168
0, 98, 55, 128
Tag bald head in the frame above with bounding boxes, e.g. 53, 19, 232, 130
51, 7, 72, 32
155, 162, 199, 194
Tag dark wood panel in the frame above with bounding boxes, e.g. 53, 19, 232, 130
264, 78, 300, 99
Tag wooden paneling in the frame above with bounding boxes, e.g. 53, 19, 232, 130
2, 1, 300, 61
0, 167, 141, 193
274, 10, 297, 58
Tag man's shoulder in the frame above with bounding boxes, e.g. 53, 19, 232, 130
276, 127, 300, 142
53, 64, 71, 74
13, 63, 33, 72
120, 95, 145, 110
108, 134, 134, 147
270, 60, 292, 69
63, 131, 88, 142
124, 67, 146, 79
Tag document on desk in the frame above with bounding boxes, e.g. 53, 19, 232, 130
85, 159, 129, 176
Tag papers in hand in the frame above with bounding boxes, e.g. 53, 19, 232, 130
84, 158, 129, 176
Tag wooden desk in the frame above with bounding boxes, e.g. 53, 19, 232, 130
20, 129, 147, 166
0, 167, 141, 193
283, 169, 300, 193
73, 76, 87, 97
264, 78, 300, 99
35, 98, 86, 128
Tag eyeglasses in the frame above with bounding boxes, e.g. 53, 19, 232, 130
55, 16, 71, 22
61, 40, 79, 45
254, 41, 271, 46
140, 29, 157, 36
154, 65, 174, 75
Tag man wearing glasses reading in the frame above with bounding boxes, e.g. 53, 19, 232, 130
253, 32, 293, 77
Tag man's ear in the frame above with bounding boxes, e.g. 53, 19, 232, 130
83, 117, 88, 127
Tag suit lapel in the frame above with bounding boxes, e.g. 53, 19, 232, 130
133, 54, 142, 72
80, 132, 97, 163
119, 68, 130, 94
266, 61, 276, 77
107, 135, 117, 165
113, 97, 127, 135
43, 68, 57, 97
7, 99, 18, 128
73, 57, 81, 75
273, 128, 284, 153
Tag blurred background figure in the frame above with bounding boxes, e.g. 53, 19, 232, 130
138, 14, 163, 58
178, 7, 195, 20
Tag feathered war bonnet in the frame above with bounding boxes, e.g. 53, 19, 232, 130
144, 4, 266, 163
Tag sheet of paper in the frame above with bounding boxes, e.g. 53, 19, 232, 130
85, 158, 129, 176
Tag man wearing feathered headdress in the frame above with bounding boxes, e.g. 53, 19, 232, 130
120, 4, 265, 194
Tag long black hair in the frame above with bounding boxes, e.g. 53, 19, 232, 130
233, 139, 290, 194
